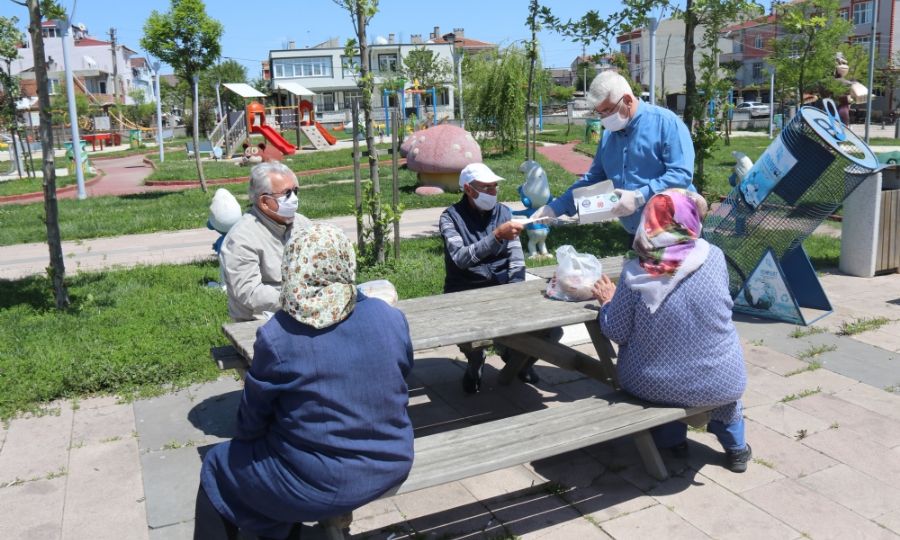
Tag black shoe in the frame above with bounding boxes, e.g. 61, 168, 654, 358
669, 442, 690, 459
518, 365, 540, 384
726, 444, 752, 473
462, 372, 481, 394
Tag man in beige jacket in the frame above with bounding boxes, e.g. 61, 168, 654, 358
220, 162, 312, 321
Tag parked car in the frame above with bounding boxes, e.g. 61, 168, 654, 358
735, 101, 770, 117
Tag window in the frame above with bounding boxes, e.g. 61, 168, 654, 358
752, 62, 763, 80
620, 43, 631, 55
342, 90, 361, 110
424, 87, 450, 107
314, 92, 335, 112
839, 8, 850, 20
850, 35, 878, 50
378, 53, 399, 73
271, 57, 333, 79
754, 34, 763, 51
853, 1, 872, 25
341, 55, 360, 78
42, 27, 59, 38
734, 31, 744, 53
47, 78, 60, 95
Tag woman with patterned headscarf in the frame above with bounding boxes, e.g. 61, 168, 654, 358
196, 224, 414, 540
591, 189, 751, 473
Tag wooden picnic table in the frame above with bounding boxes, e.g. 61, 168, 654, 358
221, 257, 627, 388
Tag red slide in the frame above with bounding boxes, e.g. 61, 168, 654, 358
314, 122, 337, 145
254, 124, 297, 155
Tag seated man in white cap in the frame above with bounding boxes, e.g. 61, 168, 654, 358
439, 162, 560, 393
220, 162, 312, 322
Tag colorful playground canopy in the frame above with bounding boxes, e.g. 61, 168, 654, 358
273, 81, 316, 96
222, 83, 267, 98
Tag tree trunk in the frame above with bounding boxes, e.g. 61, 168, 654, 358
357, 7, 384, 263
27, 0, 69, 309
525, 2, 538, 161
683, 0, 698, 132
191, 76, 207, 192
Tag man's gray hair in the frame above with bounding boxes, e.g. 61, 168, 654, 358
248, 161, 297, 205
587, 70, 634, 110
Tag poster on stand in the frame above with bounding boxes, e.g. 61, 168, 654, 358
739, 135, 798, 208
733, 248, 804, 324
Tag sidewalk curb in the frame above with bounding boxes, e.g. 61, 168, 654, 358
0, 169, 106, 203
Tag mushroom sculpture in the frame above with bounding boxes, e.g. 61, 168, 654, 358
404, 124, 482, 193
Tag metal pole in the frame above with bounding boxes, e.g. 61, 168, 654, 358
59, 16, 86, 199
865, 0, 879, 142
769, 67, 775, 139
456, 51, 464, 128
391, 107, 400, 260
214, 80, 223, 123
351, 99, 364, 252
153, 61, 164, 163
648, 17, 659, 106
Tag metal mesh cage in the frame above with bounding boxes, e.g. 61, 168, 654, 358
703, 106, 880, 297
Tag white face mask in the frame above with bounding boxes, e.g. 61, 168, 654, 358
274, 191, 298, 221
600, 99, 630, 132
473, 191, 497, 211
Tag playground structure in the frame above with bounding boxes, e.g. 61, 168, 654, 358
245, 102, 296, 155
703, 102, 881, 325
382, 81, 440, 136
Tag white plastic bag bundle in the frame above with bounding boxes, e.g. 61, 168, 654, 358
545, 245, 603, 302
357, 279, 399, 306
208, 188, 242, 233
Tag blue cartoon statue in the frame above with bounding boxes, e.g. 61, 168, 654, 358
512, 160, 554, 258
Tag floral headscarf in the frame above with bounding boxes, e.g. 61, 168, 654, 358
280, 223, 357, 329
633, 189, 703, 276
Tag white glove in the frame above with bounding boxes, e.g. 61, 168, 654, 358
611, 189, 645, 218
531, 205, 557, 221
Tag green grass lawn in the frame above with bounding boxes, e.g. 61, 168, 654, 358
0, 150, 578, 246
535, 123, 584, 144
0, 173, 88, 197
0, 228, 841, 419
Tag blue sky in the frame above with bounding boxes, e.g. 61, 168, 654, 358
5, 0, 627, 77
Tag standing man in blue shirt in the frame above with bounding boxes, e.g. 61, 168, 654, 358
533, 71, 695, 240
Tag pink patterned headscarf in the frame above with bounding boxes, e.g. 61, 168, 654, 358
633, 189, 704, 276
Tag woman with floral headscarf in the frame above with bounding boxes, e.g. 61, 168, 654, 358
196, 224, 414, 540
591, 189, 751, 473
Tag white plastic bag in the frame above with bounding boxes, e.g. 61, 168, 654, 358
545, 245, 603, 302
357, 279, 399, 306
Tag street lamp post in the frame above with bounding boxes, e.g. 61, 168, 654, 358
864, 0, 879, 142
648, 17, 660, 106
153, 61, 164, 163
58, 16, 86, 199
768, 65, 775, 139
447, 33, 464, 128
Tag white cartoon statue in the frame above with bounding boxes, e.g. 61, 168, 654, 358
512, 160, 554, 258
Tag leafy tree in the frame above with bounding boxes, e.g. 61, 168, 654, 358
334, 0, 389, 264
12, 0, 70, 308
573, 61, 597, 95
771, 0, 852, 107
200, 59, 247, 112
141, 0, 223, 193
550, 84, 575, 102
402, 47, 451, 89
464, 45, 533, 153
50, 83, 92, 125
0, 15, 25, 174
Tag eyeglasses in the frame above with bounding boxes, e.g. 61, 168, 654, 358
468, 182, 498, 194
595, 95, 625, 118
265, 186, 299, 198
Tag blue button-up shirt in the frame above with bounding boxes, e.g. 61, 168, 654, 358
548, 102, 695, 234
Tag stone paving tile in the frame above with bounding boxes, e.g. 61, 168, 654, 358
141, 445, 205, 529
742, 478, 898, 539
348, 498, 407, 538
558, 469, 656, 525
483, 489, 584, 540
786, 368, 859, 395
743, 402, 833, 440
804, 427, 900, 485
878, 509, 900, 536
183, 378, 242, 443
743, 365, 822, 407
790, 392, 900, 448
0, 477, 65, 540
528, 449, 605, 489
407, 354, 466, 388
519, 515, 612, 539
797, 463, 900, 519
0, 422, 7, 455
71, 400, 136, 447
460, 465, 546, 502
852, 323, 900, 353
391, 481, 492, 538
836, 383, 900, 422
743, 419, 837, 479
76, 395, 124, 409
0, 405, 73, 486
61, 438, 148, 540
407, 387, 475, 438
742, 343, 808, 376
685, 430, 785, 493
649, 469, 799, 540
425, 379, 526, 426
132, 388, 206, 452
600, 503, 711, 540
148, 520, 193, 540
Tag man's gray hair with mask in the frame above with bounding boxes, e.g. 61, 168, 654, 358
248, 162, 297, 205
587, 71, 634, 111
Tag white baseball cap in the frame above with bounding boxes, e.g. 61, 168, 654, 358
459, 162, 504, 189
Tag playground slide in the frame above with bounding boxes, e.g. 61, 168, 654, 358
255, 124, 297, 155
314, 122, 337, 145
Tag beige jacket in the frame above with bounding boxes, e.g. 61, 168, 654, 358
220, 207, 312, 321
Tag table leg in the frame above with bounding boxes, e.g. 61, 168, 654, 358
633, 430, 669, 481
494, 332, 614, 387
584, 322, 619, 389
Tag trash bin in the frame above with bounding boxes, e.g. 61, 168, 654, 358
129, 129, 142, 149
774, 113, 783, 130
584, 118, 602, 145
877, 166, 900, 274
64, 140, 89, 176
